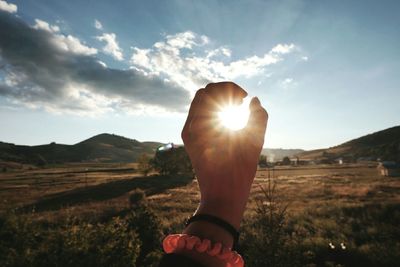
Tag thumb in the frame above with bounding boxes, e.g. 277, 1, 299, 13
245, 97, 268, 146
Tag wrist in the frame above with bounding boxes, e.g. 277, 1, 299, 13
183, 220, 234, 249
197, 197, 248, 229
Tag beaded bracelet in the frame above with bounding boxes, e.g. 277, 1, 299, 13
163, 234, 244, 267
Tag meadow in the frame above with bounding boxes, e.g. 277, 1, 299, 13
1, 163, 399, 266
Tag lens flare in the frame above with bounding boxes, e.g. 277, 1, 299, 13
218, 98, 250, 131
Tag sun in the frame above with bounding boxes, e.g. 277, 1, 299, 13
218, 98, 250, 131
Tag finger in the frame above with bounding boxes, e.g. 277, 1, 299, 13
205, 82, 248, 106
245, 97, 268, 146
181, 89, 205, 142
188, 82, 249, 141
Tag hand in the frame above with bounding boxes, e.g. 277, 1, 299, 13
182, 82, 268, 229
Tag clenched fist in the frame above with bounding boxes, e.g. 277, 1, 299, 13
182, 82, 268, 229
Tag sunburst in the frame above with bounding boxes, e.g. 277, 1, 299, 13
217, 98, 250, 131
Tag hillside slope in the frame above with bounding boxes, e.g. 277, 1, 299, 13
297, 126, 400, 161
0, 133, 163, 164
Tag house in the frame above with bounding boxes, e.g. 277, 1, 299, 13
335, 157, 344, 165
377, 161, 400, 177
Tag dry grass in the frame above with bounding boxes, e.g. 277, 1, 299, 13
1, 163, 399, 228
2, 163, 399, 266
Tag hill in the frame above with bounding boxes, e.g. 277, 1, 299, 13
2, 125, 398, 165
296, 126, 400, 162
0, 133, 163, 164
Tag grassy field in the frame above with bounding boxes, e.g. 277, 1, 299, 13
1, 163, 399, 266
1, 163, 399, 226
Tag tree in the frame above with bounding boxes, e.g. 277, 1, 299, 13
151, 146, 193, 176
137, 153, 152, 176
282, 156, 291, 165
259, 154, 267, 166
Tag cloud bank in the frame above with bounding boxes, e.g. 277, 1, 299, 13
0, 11, 190, 115
0, 5, 298, 116
131, 31, 296, 91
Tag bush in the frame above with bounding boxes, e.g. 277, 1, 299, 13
126, 200, 163, 266
137, 153, 152, 176
0, 213, 141, 267
258, 154, 267, 166
129, 189, 147, 207
282, 156, 291, 165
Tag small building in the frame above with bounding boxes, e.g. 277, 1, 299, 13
377, 161, 400, 177
335, 157, 344, 165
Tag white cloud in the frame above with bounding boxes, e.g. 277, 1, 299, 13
0, 0, 17, 13
97, 60, 107, 68
52, 34, 97, 55
281, 78, 297, 90
31, 83, 116, 116
271, 43, 296, 54
166, 31, 197, 49
131, 48, 150, 68
30, 18, 97, 56
206, 47, 231, 58
131, 31, 297, 92
282, 78, 293, 85
94, 19, 103, 30
221, 47, 231, 57
96, 33, 123, 61
301, 56, 309, 61
33, 19, 60, 33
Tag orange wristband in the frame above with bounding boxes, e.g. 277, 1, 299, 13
163, 234, 244, 267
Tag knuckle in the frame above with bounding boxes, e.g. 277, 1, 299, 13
195, 88, 205, 95
205, 83, 214, 88
181, 129, 188, 143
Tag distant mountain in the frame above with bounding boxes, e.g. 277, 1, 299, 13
296, 126, 400, 162
0, 133, 163, 164
261, 148, 305, 161
2, 126, 398, 165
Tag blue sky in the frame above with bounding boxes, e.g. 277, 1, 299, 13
0, 0, 399, 149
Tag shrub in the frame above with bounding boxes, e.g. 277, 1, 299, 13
137, 153, 152, 176
0, 213, 141, 267
258, 154, 267, 166
129, 189, 147, 207
126, 201, 163, 266
282, 156, 291, 165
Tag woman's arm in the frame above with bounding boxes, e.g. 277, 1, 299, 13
160, 82, 268, 267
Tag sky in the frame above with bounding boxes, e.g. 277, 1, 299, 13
0, 0, 399, 150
